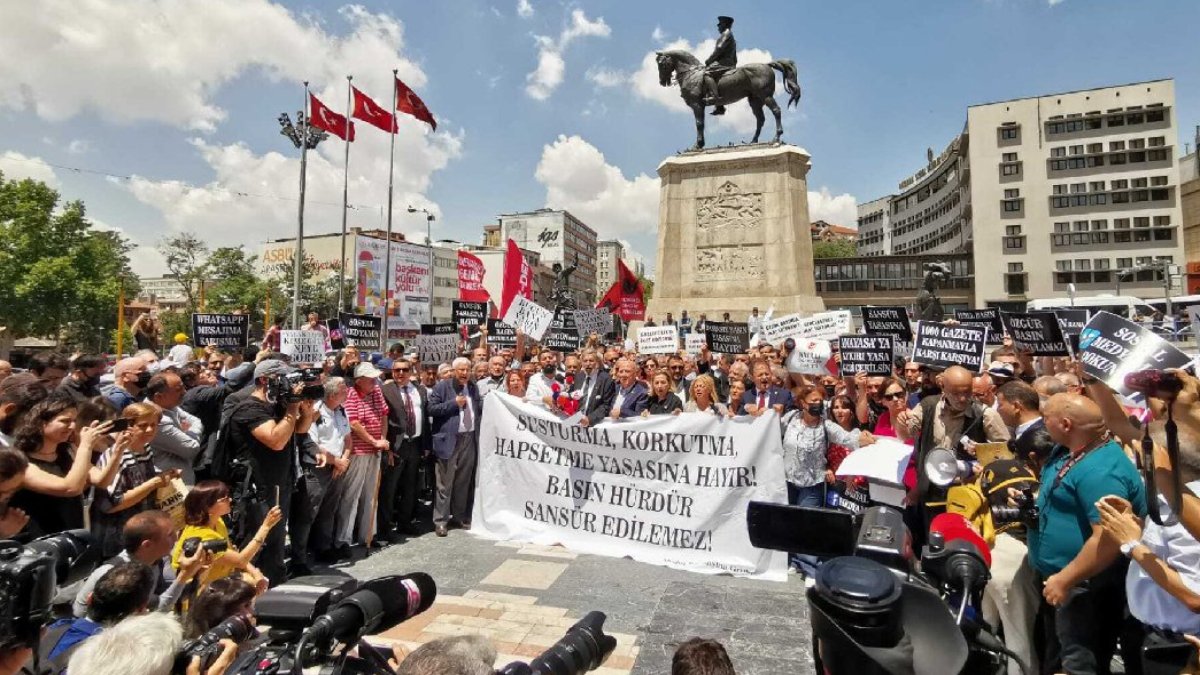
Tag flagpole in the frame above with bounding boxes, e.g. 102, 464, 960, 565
381, 68, 398, 352
292, 81, 311, 329
339, 75, 353, 316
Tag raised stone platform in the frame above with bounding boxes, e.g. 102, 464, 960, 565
646, 143, 825, 322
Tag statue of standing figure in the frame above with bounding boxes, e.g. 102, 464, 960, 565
916, 262, 952, 322
551, 253, 580, 311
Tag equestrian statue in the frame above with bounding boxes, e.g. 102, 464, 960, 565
655, 15, 802, 150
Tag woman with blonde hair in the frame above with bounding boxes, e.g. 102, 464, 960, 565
684, 374, 728, 416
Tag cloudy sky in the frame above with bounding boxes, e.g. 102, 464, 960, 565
1, 1, 1197, 277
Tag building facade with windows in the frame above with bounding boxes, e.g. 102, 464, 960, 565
596, 240, 646, 296
856, 196, 891, 257
814, 253, 974, 317
968, 79, 1183, 308
498, 209, 598, 306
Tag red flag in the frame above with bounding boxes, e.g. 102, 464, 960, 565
394, 77, 437, 131
499, 239, 532, 317
596, 258, 645, 321
351, 86, 397, 133
457, 250, 489, 303
309, 93, 355, 141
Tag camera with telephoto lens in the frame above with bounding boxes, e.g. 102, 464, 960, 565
494, 611, 617, 675
0, 530, 93, 652
268, 366, 325, 404
180, 537, 230, 558
174, 611, 257, 673
991, 485, 1039, 529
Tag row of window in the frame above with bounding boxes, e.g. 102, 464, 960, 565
1050, 136, 1167, 157
1049, 229, 1175, 246
1048, 149, 1169, 171
1051, 216, 1173, 232
1054, 255, 1173, 272
1049, 188, 1170, 209
1045, 107, 1167, 135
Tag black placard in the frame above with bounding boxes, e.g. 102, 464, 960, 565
486, 318, 517, 348
420, 323, 458, 335
338, 312, 382, 348
1078, 311, 1192, 395
191, 313, 249, 350
543, 309, 581, 351
1000, 312, 1070, 356
838, 334, 895, 376
861, 306, 913, 342
1055, 309, 1090, 336
911, 321, 988, 373
954, 308, 1004, 344
452, 301, 488, 327
704, 321, 750, 354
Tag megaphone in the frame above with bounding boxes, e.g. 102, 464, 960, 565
924, 447, 973, 487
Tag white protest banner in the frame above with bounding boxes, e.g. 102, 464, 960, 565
684, 333, 707, 356
416, 332, 459, 366
911, 321, 989, 373
279, 330, 325, 365
638, 325, 679, 354
797, 311, 853, 341
785, 339, 833, 375
472, 394, 788, 580
502, 295, 553, 341
760, 313, 803, 344
573, 308, 611, 338
1078, 311, 1192, 396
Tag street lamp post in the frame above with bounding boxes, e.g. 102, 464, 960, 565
278, 82, 328, 328
408, 206, 436, 323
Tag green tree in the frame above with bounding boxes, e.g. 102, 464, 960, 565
812, 239, 857, 259
0, 172, 138, 350
205, 246, 284, 324
265, 253, 351, 322
637, 272, 655, 300
161, 232, 209, 311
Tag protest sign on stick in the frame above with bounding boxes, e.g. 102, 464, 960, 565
501, 296, 553, 341
954, 308, 1004, 345
797, 311, 853, 341
451, 301, 488, 327
573, 308, 611, 339
191, 313, 249, 350
543, 309, 581, 351
684, 333, 707, 356
704, 322, 750, 354
1001, 312, 1071, 356
486, 318, 517, 348
417, 324, 459, 365
786, 339, 834, 375
280, 330, 325, 365
760, 314, 803, 344
838, 334, 895, 376
638, 325, 679, 355
1078, 311, 1192, 396
911, 321, 988, 373
861, 306, 913, 342
338, 313, 382, 347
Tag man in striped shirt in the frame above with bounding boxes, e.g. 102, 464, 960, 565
340, 362, 390, 548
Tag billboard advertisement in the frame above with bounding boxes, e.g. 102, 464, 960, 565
353, 235, 431, 332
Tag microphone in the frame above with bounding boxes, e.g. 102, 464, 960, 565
304, 573, 437, 643
922, 513, 991, 597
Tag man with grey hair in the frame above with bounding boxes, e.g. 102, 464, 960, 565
429, 357, 482, 537
102, 356, 150, 411
396, 635, 496, 675
311, 376, 352, 562
1032, 375, 1067, 409
1054, 371, 1083, 395
67, 613, 188, 675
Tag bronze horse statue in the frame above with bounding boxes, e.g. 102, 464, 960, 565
655, 49, 801, 150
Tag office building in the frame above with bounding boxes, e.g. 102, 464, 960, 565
855, 196, 891, 257
1182, 150, 1200, 293
596, 240, 646, 295
498, 209, 598, 306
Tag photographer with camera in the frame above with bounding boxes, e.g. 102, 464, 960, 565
182, 576, 256, 640
0, 448, 29, 538
224, 359, 314, 585
1025, 393, 1146, 674
171, 480, 279, 590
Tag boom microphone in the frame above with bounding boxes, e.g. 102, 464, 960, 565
922, 513, 991, 606
304, 573, 437, 644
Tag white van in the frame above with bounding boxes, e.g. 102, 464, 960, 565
1026, 295, 1158, 319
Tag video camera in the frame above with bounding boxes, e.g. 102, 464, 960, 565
268, 366, 325, 405
747, 502, 1024, 675
0, 530, 93, 652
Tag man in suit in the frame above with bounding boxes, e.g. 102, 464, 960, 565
609, 358, 649, 419
995, 380, 1055, 473
742, 359, 794, 415
428, 357, 483, 537
574, 350, 615, 427
378, 359, 430, 540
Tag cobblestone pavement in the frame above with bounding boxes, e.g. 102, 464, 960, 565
320, 525, 815, 674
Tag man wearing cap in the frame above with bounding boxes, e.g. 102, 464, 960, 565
702, 15, 737, 116
227, 358, 316, 585
167, 333, 195, 366
341, 361, 390, 548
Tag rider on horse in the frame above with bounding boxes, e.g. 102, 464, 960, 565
703, 16, 736, 116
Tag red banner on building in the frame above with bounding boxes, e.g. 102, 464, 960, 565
499, 239, 533, 317
457, 250, 489, 303
596, 258, 645, 321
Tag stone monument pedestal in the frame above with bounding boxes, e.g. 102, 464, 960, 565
645, 144, 825, 323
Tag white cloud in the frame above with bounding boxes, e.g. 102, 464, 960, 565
807, 186, 858, 228
525, 9, 610, 100
534, 135, 657, 237
0, 151, 60, 188
0, 1, 425, 131
631, 39, 800, 138
586, 67, 627, 88
517, 0, 534, 18
66, 139, 91, 154
651, 26, 666, 43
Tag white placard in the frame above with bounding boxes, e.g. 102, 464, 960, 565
573, 308, 612, 338
501, 295, 553, 341
416, 333, 459, 366
279, 330, 325, 365
472, 394, 788, 580
798, 311, 853, 341
785, 339, 832, 375
834, 437, 915, 485
760, 313, 803, 344
637, 325, 680, 354
684, 333, 707, 356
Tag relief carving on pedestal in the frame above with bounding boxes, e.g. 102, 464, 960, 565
695, 245, 765, 280
696, 181, 763, 233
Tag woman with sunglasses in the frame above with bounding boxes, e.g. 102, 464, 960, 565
871, 378, 911, 440
172, 480, 281, 589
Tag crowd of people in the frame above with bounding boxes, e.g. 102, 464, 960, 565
2, 309, 1200, 675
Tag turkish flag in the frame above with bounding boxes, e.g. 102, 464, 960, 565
309, 93, 355, 142
499, 239, 532, 317
457, 250, 489, 303
351, 86, 397, 133
596, 258, 645, 321
395, 77, 437, 131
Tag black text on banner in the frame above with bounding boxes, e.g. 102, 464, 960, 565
911, 321, 988, 373
704, 321, 750, 354
191, 313, 249, 350
1001, 312, 1071, 356
279, 330, 326, 365
838, 334, 895, 376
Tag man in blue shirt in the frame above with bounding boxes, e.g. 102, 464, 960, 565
1026, 393, 1146, 675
